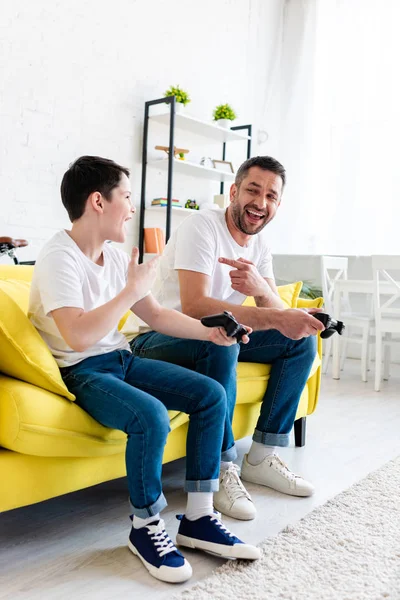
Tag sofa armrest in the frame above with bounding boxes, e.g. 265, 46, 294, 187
295, 295, 324, 415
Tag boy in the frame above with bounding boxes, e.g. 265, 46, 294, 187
29, 156, 259, 584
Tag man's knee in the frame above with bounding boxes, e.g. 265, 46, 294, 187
295, 335, 317, 364
202, 340, 240, 364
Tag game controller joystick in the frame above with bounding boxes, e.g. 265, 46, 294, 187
313, 313, 345, 339
201, 311, 248, 342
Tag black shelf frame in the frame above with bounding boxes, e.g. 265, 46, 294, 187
138, 96, 252, 262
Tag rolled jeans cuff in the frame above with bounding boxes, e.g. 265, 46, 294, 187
129, 491, 168, 518
221, 444, 237, 462
253, 429, 290, 447
185, 478, 220, 493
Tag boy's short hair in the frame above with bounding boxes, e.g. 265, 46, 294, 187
235, 156, 286, 189
61, 156, 130, 222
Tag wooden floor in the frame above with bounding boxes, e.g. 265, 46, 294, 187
1, 361, 399, 600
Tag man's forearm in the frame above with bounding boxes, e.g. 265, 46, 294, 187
183, 296, 283, 331
254, 289, 285, 309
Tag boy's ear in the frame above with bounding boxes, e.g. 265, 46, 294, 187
89, 192, 104, 214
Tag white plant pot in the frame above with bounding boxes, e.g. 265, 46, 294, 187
175, 102, 185, 113
215, 119, 231, 129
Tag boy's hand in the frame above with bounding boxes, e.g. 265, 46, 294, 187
127, 247, 160, 304
206, 325, 252, 346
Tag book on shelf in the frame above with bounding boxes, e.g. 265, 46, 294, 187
144, 227, 165, 254
151, 197, 182, 207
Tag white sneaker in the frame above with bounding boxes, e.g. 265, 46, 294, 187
213, 463, 256, 520
241, 454, 315, 497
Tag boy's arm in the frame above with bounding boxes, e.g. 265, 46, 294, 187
51, 247, 158, 352
131, 293, 250, 344
52, 287, 139, 352
178, 270, 324, 340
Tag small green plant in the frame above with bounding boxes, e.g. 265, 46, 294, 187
213, 103, 237, 121
164, 85, 191, 105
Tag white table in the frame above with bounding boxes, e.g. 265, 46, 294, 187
331, 279, 396, 379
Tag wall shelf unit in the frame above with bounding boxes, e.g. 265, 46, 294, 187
138, 95, 252, 261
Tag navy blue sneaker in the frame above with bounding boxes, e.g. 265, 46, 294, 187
176, 514, 260, 560
128, 517, 192, 583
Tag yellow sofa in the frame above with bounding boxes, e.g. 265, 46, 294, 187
0, 265, 323, 513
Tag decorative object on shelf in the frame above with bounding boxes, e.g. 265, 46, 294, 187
144, 228, 165, 254
212, 159, 234, 173
213, 103, 237, 128
155, 145, 189, 158
185, 199, 199, 210
200, 156, 214, 168
164, 85, 191, 112
152, 197, 183, 207
213, 194, 230, 209
178, 152, 185, 161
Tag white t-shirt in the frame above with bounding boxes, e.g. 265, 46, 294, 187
152, 208, 274, 312
29, 230, 132, 367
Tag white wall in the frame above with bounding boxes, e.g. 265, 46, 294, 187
0, 0, 285, 262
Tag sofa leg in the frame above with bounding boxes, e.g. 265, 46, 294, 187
294, 417, 306, 447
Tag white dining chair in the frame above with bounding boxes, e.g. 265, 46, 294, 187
320, 256, 374, 381
372, 255, 400, 391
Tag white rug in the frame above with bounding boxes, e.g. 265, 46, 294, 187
174, 457, 400, 600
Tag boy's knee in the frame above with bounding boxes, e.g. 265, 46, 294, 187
127, 402, 171, 438
202, 379, 228, 414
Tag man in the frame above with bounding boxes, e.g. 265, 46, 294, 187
28, 156, 259, 584
131, 156, 325, 521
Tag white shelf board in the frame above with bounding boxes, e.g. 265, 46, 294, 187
148, 158, 235, 182
149, 112, 250, 143
146, 205, 191, 214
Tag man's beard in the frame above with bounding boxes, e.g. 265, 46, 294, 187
231, 202, 269, 235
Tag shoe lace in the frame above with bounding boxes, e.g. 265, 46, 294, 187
269, 455, 297, 481
221, 464, 251, 502
209, 515, 235, 537
146, 519, 178, 557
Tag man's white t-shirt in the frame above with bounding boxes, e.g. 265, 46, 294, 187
29, 230, 131, 367
152, 208, 274, 312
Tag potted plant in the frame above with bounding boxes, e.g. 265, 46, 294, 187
213, 103, 237, 128
164, 85, 191, 112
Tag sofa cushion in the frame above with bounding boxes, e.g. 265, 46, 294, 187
243, 281, 303, 309
0, 375, 185, 457
236, 352, 320, 404
0, 284, 75, 401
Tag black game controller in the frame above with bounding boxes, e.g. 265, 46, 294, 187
313, 313, 345, 339
201, 311, 248, 342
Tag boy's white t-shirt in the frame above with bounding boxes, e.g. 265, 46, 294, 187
152, 208, 274, 311
29, 230, 132, 367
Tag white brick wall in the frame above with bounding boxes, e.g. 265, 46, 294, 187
0, 0, 285, 261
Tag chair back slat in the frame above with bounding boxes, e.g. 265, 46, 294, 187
320, 256, 349, 313
372, 255, 400, 323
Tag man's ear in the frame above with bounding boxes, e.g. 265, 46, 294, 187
229, 183, 237, 203
89, 192, 103, 214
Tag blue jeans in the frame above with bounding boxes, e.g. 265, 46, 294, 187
60, 350, 230, 518
131, 330, 317, 452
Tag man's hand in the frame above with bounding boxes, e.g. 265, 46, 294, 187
219, 257, 269, 297
274, 308, 325, 340
205, 324, 252, 346
127, 247, 160, 305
